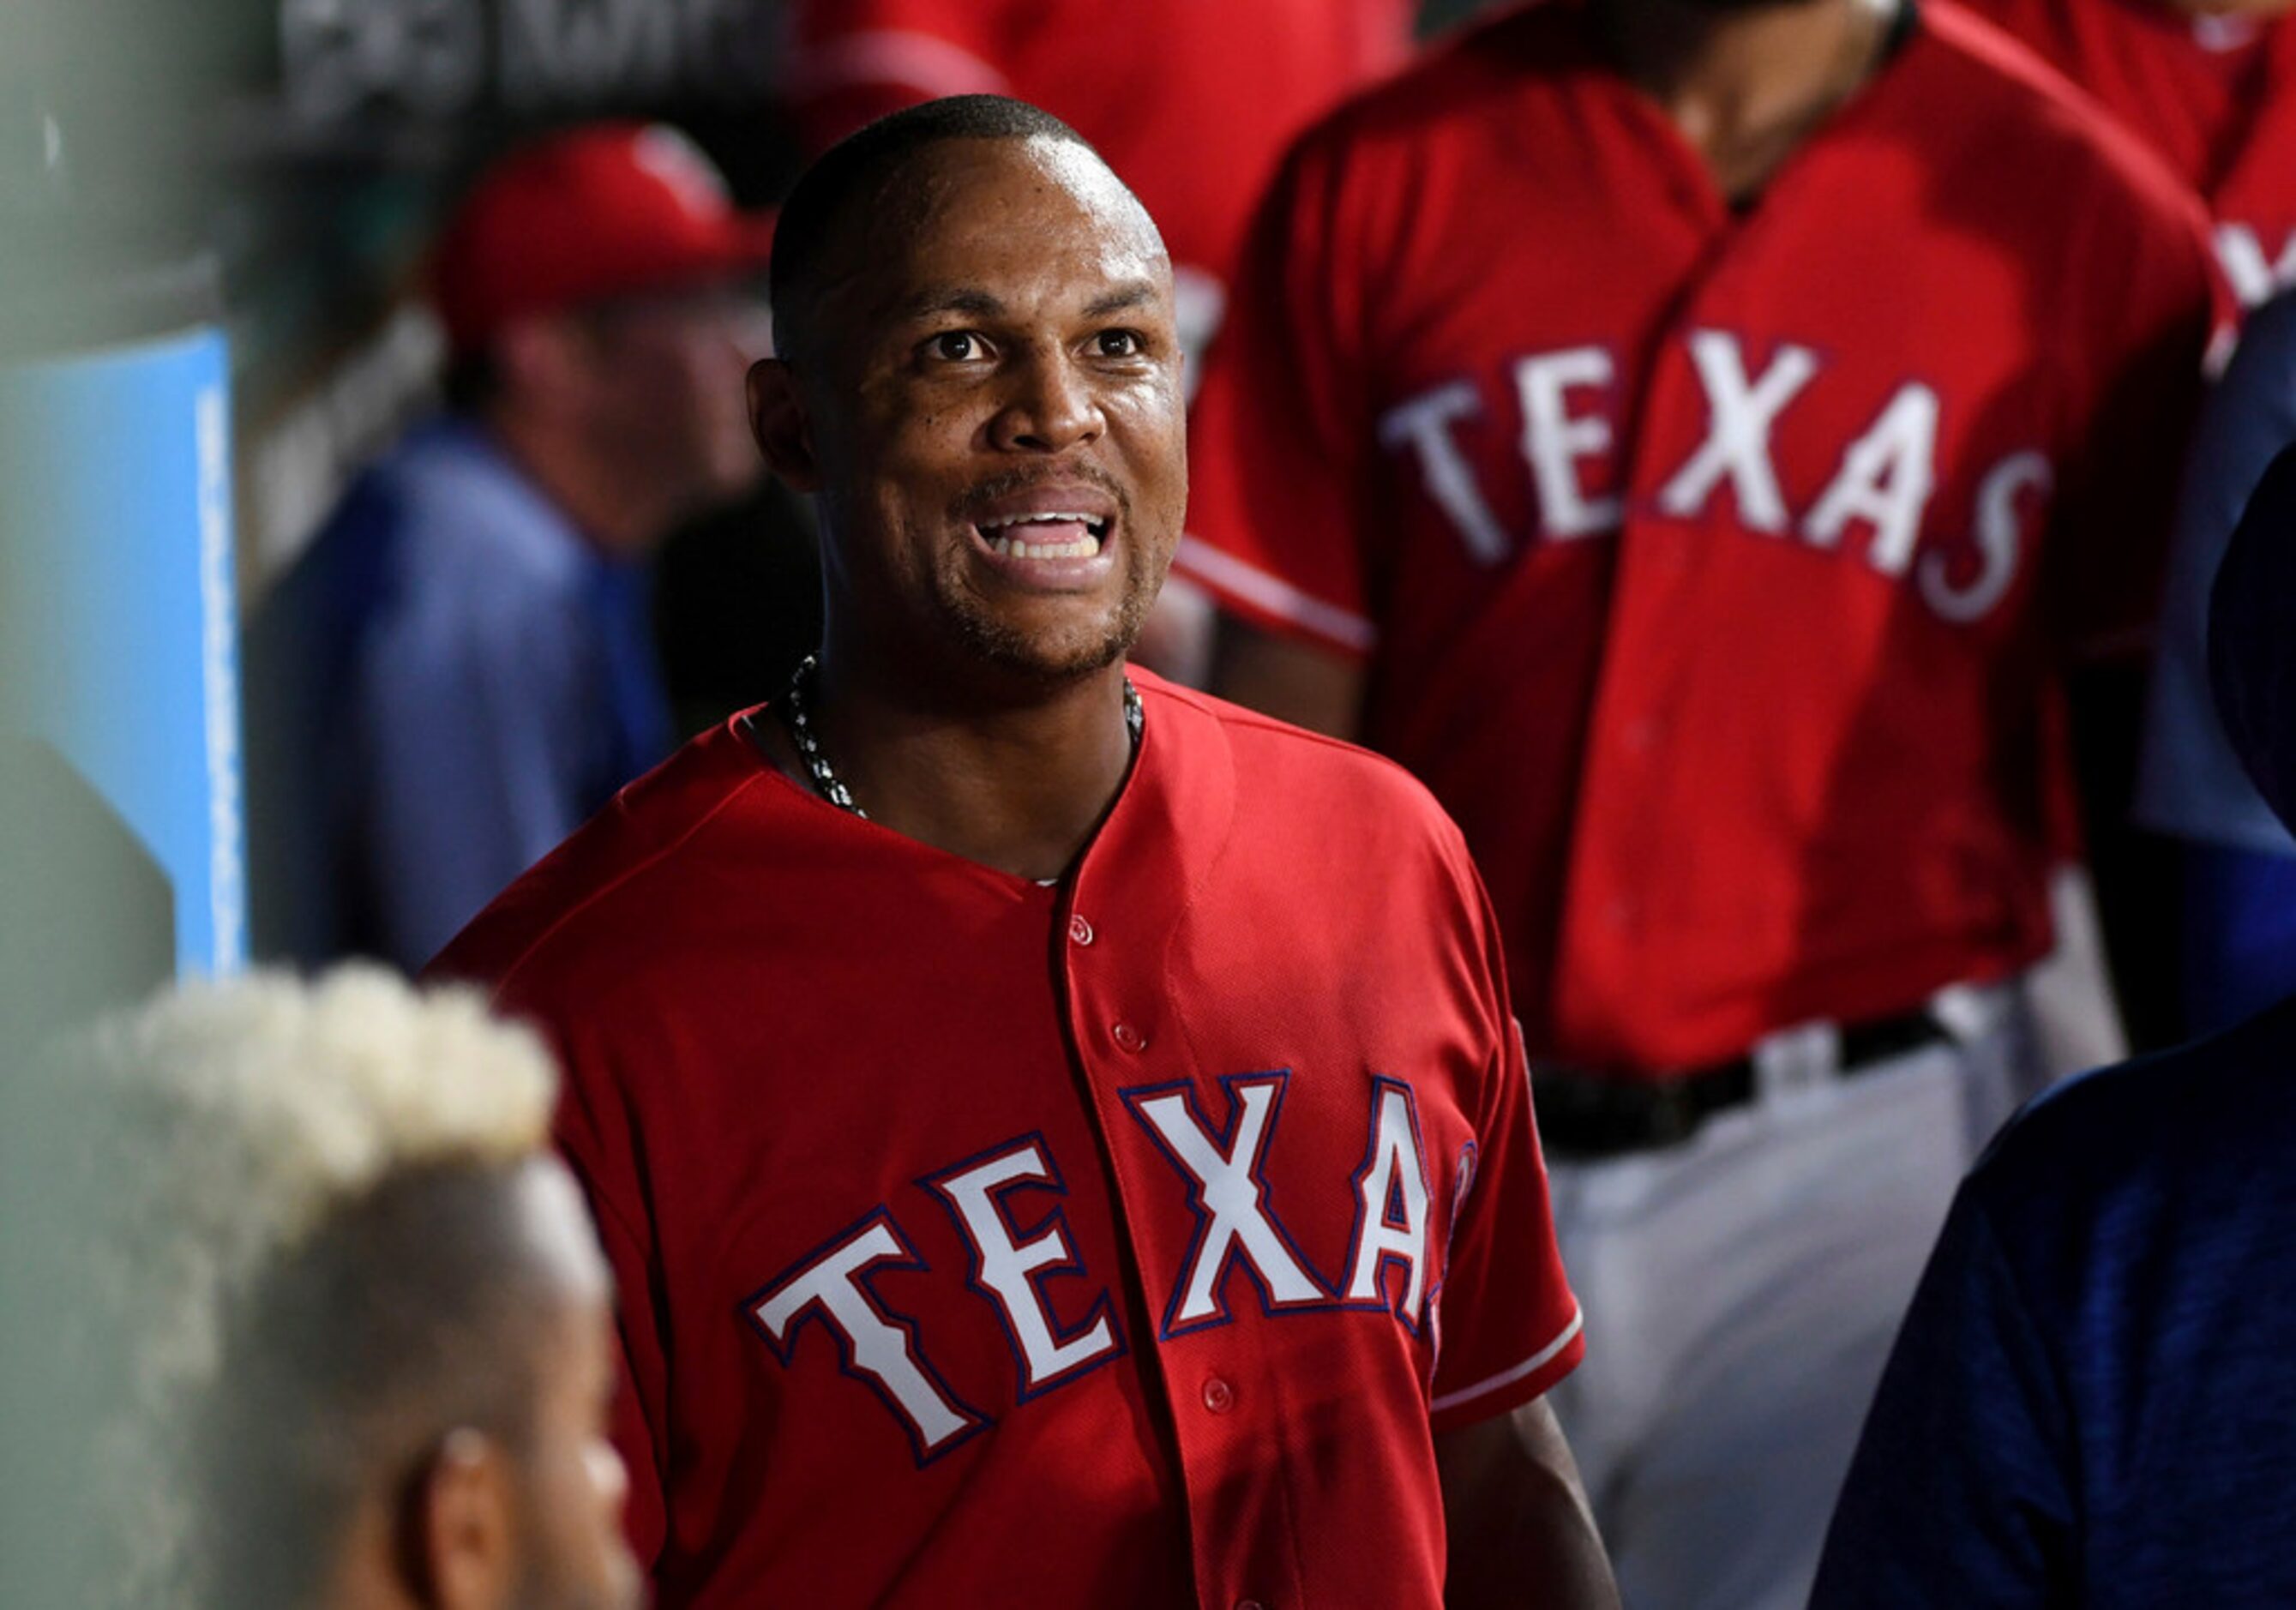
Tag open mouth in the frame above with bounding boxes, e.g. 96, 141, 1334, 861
974, 510, 1112, 560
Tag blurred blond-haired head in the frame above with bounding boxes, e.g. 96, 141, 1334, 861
20, 965, 637, 1610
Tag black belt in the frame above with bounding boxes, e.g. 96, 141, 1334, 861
1532, 1007, 1953, 1159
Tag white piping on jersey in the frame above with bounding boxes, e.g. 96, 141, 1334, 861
1174, 535, 1378, 654
790, 30, 1012, 99
1429, 1305, 1584, 1415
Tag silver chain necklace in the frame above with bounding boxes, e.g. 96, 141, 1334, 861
778, 654, 1143, 821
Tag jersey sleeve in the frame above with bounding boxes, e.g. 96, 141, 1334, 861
538, 1009, 675, 1568
2042, 171, 2227, 661
589, 1188, 672, 1567
1426, 845, 1584, 1433
2136, 290, 2296, 855
1175, 128, 1383, 658
1807, 1187, 2077, 1607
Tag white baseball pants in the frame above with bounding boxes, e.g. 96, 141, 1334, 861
1539, 991, 2039, 1610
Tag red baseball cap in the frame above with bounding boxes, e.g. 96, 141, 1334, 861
430, 121, 777, 354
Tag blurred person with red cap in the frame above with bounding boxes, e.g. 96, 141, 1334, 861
249, 122, 773, 975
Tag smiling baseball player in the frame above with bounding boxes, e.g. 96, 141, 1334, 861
434, 96, 1616, 1609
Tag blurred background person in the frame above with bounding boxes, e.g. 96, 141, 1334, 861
2135, 286, 2296, 1037
1973, 0, 2296, 311
780, 0, 1419, 681
0, 965, 639, 1610
1970, 0, 2296, 1047
1810, 439, 2296, 1608
1176, 0, 2223, 1602
248, 122, 772, 974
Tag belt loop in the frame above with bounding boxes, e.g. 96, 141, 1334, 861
1753, 1020, 1841, 1101
1930, 980, 2012, 1047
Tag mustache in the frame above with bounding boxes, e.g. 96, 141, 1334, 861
949, 464, 1131, 526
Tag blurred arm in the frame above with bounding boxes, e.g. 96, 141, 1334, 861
2047, 192, 2226, 1049
1435, 1399, 1620, 1610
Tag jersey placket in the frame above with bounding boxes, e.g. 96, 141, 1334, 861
1549, 81, 1874, 1067
1543, 87, 1739, 1064
1055, 728, 1307, 1610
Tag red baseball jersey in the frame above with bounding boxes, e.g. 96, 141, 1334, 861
433, 673, 1583, 1608
1178, 0, 2222, 1075
1974, 0, 2296, 306
781, 0, 1415, 369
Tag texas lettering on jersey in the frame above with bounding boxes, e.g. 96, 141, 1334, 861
748, 1072, 1454, 1462
1179, 1, 2220, 1070
433, 681, 1586, 1605
1382, 327, 2045, 624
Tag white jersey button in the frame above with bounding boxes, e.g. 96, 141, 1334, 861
1069, 913, 1096, 946
1236, 1600, 1265, 1610
1111, 1021, 1146, 1053
1202, 1375, 1235, 1415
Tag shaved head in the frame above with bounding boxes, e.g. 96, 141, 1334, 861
199, 1157, 608, 1606
770, 95, 1157, 370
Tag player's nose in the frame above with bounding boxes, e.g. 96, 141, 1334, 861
988, 349, 1103, 454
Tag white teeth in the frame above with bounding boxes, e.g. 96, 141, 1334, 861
980, 512, 1108, 532
979, 508, 1109, 560
989, 532, 1103, 559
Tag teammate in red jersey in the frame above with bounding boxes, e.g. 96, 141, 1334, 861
433, 96, 1617, 1609
1177, 2, 2223, 1606
1974, 0, 2296, 308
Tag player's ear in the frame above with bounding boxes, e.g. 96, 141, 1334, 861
400, 1427, 520, 1610
748, 357, 822, 493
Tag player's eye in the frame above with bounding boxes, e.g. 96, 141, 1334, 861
1093, 329, 1145, 358
928, 331, 986, 362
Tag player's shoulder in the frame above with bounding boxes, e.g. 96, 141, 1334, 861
428, 716, 782, 997
1282, 1, 1596, 164
1917, 0, 2210, 228
1968, 991, 2296, 1227
1136, 671, 1476, 864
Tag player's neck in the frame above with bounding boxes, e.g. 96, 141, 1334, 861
317, 1492, 422, 1610
1600, 0, 1901, 204
761, 647, 1138, 884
